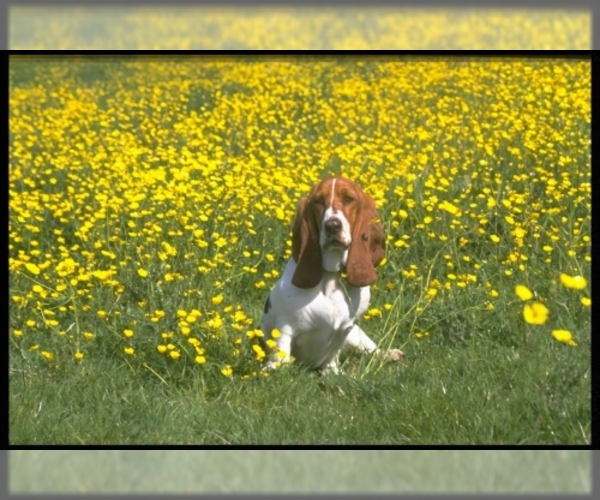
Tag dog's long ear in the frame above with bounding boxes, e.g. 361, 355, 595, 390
291, 196, 323, 289
345, 190, 385, 288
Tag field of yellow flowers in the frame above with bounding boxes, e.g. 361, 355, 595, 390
9, 57, 590, 444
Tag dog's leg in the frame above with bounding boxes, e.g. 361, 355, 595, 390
343, 324, 404, 362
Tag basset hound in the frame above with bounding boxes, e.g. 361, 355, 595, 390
260, 176, 404, 374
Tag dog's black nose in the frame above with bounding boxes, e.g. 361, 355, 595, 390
324, 218, 342, 235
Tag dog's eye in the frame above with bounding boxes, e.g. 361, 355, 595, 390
342, 195, 354, 205
314, 197, 325, 206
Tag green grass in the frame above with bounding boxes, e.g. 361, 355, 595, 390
10, 337, 590, 444
9, 57, 590, 445
9, 450, 591, 493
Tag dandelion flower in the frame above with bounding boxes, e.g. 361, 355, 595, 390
25, 262, 41, 275
40, 351, 54, 361
253, 344, 266, 361
246, 329, 264, 339
552, 329, 577, 346
523, 302, 549, 325
515, 285, 533, 301
559, 273, 587, 290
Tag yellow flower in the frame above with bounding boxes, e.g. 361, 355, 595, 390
559, 273, 587, 290
514, 285, 533, 301
581, 297, 591, 307
221, 365, 233, 377
211, 294, 224, 305
169, 351, 181, 360
56, 258, 77, 276
523, 302, 549, 325
13, 330, 23, 337
137, 268, 148, 278
271, 328, 281, 338
74, 351, 84, 360
92, 270, 115, 281
83, 331, 95, 340
368, 307, 382, 317
123, 329, 134, 338
195, 355, 206, 364
124, 347, 135, 355
252, 344, 266, 360
25, 262, 41, 275
552, 329, 577, 346
157, 345, 167, 353
40, 351, 54, 361
490, 235, 500, 243
246, 329, 264, 339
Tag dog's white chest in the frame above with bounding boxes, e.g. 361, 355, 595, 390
318, 274, 355, 331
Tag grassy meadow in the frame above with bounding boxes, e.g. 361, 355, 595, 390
9, 57, 590, 445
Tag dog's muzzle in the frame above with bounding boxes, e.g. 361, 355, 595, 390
323, 217, 349, 249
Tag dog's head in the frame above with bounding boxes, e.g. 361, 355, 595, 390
291, 176, 385, 289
